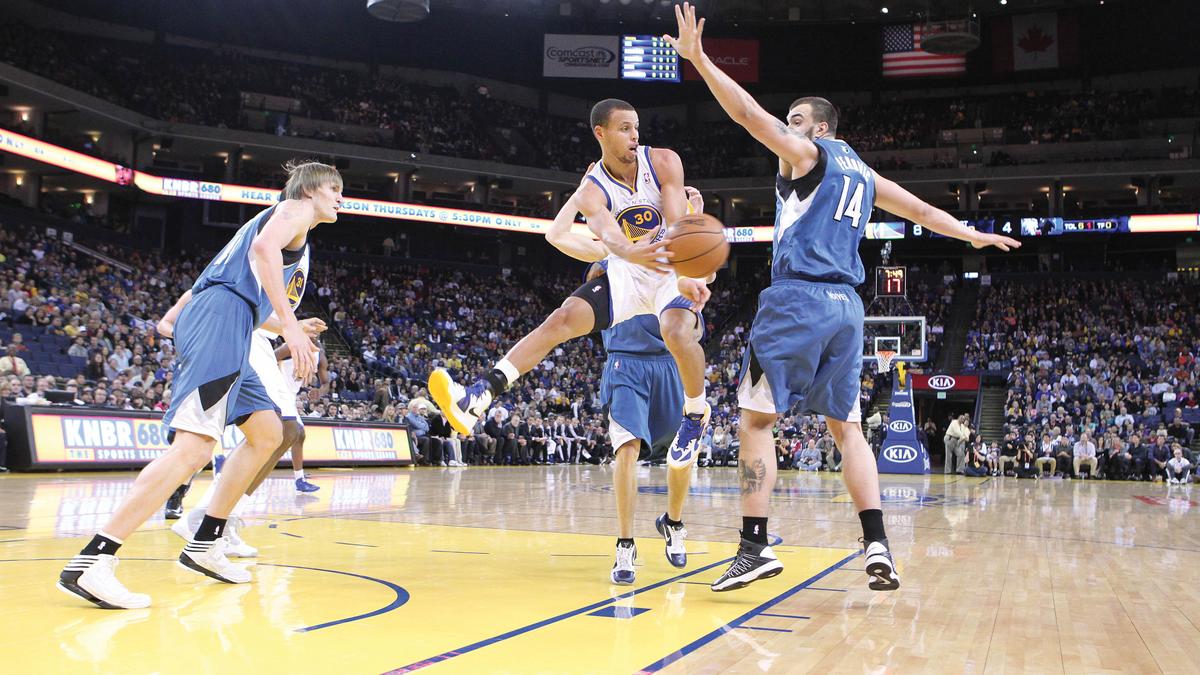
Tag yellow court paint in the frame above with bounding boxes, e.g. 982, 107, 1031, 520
1, 518, 851, 674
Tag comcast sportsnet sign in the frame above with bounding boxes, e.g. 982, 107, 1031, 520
911, 374, 980, 392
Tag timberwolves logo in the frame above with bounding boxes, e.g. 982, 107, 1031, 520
883, 445, 918, 463
285, 268, 306, 308
616, 204, 662, 242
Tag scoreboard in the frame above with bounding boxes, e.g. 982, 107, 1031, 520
620, 36, 680, 82
876, 266, 907, 297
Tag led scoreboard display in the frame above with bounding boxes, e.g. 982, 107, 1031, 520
876, 266, 907, 297
620, 36, 680, 82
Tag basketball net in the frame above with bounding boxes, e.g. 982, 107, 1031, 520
876, 350, 906, 387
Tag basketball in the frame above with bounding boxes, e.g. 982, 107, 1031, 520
665, 213, 729, 278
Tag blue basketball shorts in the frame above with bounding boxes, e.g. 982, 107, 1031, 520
737, 279, 863, 422
600, 352, 684, 459
163, 286, 279, 440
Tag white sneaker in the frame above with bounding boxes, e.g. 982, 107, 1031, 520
58, 554, 151, 609
178, 538, 252, 584
864, 539, 901, 591
224, 517, 258, 558
170, 507, 206, 543
611, 542, 637, 585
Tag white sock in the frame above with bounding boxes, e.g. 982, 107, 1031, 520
684, 393, 707, 416
495, 358, 520, 387
294, 470, 305, 481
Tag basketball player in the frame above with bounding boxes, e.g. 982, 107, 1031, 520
160, 295, 326, 551
542, 177, 707, 582
271, 337, 329, 493
58, 161, 341, 609
430, 98, 714, 470
664, 3, 1020, 592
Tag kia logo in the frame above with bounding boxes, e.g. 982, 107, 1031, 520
893, 401, 911, 408
883, 445, 918, 462
928, 375, 956, 390
890, 420, 914, 433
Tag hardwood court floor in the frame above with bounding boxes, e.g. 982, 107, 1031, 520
0, 466, 1196, 674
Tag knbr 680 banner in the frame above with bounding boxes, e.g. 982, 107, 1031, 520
5, 406, 412, 470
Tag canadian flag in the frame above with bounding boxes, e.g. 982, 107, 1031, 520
993, 11, 1079, 72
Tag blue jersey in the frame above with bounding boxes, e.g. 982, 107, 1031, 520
772, 137, 874, 285
602, 314, 668, 356
192, 205, 309, 327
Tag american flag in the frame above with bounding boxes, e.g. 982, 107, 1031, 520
882, 24, 966, 77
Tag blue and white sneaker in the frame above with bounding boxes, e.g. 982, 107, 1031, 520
429, 369, 493, 436
295, 477, 320, 493
863, 539, 900, 591
611, 541, 637, 585
668, 404, 711, 468
655, 514, 688, 568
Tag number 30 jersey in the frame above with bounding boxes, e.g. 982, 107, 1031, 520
773, 137, 874, 286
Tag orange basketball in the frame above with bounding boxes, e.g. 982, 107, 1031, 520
665, 213, 730, 278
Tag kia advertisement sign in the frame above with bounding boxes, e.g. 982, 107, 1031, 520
911, 374, 980, 392
684, 39, 759, 83
879, 376, 930, 474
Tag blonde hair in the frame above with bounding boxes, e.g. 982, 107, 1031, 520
281, 160, 342, 201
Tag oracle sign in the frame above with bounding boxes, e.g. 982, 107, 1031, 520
684, 39, 759, 82
911, 374, 980, 392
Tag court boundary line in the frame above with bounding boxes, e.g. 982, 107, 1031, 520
0, 557, 408, 633
637, 551, 859, 673
380, 555, 739, 673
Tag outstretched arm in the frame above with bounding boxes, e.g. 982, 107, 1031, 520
874, 173, 1021, 251
545, 194, 608, 263
664, 3, 818, 174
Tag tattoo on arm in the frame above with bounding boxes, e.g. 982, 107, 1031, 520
739, 458, 767, 495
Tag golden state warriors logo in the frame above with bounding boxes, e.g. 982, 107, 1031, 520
285, 268, 306, 308
616, 204, 662, 242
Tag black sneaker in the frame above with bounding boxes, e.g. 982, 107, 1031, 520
710, 537, 783, 592
163, 483, 189, 520
863, 538, 900, 591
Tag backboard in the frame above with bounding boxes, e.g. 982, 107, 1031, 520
863, 316, 926, 365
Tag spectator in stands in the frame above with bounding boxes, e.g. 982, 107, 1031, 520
1147, 433, 1171, 481
0, 344, 30, 377
795, 439, 822, 471
405, 402, 437, 465
944, 414, 970, 474
963, 437, 990, 477
1014, 438, 1038, 478
1167, 444, 1192, 484
1073, 431, 1098, 479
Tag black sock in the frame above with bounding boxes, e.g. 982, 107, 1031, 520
742, 517, 768, 545
664, 514, 683, 528
859, 509, 886, 544
81, 533, 121, 556
194, 515, 228, 543
484, 369, 509, 398
617, 537, 635, 548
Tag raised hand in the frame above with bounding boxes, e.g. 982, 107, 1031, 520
662, 2, 706, 63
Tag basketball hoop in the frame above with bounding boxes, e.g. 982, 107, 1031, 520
875, 350, 897, 375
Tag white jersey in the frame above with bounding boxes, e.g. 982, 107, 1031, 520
585, 145, 668, 279
280, 347, 320, 395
